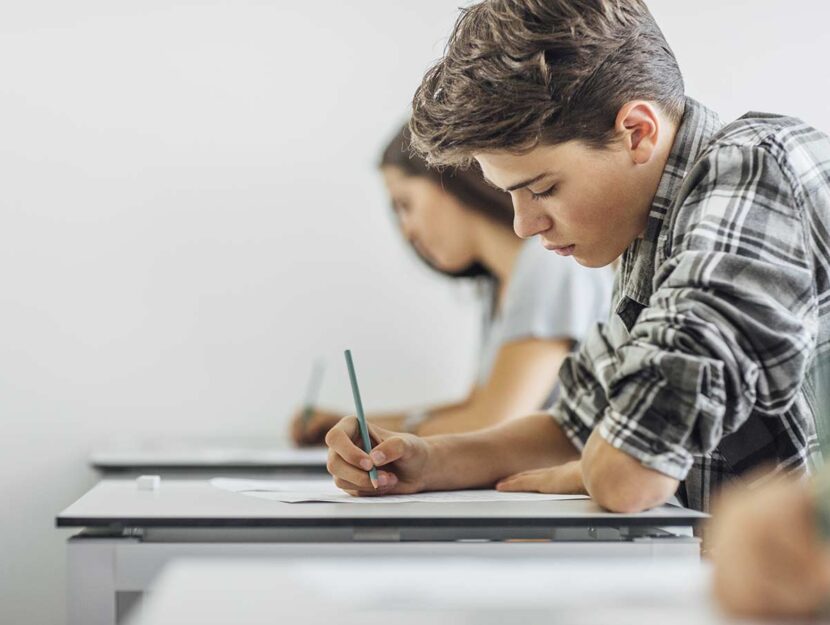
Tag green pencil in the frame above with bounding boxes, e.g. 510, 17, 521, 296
300, 358, 325, 435
344, 349, 379, 489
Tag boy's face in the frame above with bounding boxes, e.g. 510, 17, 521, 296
476, 138, 660, 268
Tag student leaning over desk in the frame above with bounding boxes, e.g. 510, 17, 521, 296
291, 123, 613, 443
324, 0, 830, 513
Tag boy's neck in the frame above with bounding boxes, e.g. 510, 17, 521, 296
637, 118, 681, 239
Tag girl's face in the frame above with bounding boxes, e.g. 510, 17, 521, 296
382, 166, 478, 272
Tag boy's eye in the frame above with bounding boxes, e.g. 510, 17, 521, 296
530, 185, 557, 201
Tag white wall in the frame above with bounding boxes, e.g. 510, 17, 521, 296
0, 2, 828, 624
649, 1, 830, 132
0, 3, 479, 623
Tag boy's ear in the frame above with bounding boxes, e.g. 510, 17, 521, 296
614, 100, 661, 165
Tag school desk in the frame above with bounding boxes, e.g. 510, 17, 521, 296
57, 477, 706, 625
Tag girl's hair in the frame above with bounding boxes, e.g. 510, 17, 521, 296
379, 123, 515, 279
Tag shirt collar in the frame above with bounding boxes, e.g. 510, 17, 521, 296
617, 98, 722, 309
645, 97, 722, 242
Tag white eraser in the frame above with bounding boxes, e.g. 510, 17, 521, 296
136, 475, 161, 491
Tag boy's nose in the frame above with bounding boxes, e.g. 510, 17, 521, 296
512, 198, 551, 239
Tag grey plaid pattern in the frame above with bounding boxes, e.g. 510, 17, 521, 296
551, 98, 830, 511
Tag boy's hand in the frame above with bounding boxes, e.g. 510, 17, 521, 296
290, 409, 342, 446
495, 460, 586, 494
325, 416, 431, 496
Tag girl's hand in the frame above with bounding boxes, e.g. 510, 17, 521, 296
290, 409, 343, 446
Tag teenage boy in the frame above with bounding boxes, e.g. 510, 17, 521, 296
325, 0, 830, 512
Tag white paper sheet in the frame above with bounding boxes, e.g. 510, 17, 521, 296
210, 477, 590, 504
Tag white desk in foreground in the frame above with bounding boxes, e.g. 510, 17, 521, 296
58, 478, 706, 625
128, 558, 759, 625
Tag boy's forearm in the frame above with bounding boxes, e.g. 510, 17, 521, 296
420, 413, 580, 491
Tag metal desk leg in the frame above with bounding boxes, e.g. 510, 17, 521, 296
67, 535, 137, 625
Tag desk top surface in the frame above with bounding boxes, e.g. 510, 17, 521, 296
128, 558, 756, 625
57, 478, 707, 529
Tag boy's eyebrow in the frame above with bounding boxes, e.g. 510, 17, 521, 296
482, 172, 549, 193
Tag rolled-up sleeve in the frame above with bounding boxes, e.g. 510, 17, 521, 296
558, 145, 817, 480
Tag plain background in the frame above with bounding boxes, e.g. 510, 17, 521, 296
1, 2, 828, 623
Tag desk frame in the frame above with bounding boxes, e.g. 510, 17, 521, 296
68, 530, 700, 625
60, 479, 704, 625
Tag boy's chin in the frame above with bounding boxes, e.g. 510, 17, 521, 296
575, 252, 614, 269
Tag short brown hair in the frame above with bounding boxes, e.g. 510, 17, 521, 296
410, 0, 685, 167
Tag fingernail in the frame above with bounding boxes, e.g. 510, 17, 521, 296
359, 459, 373, 471
378, 474, 389, 486
370, 451, 386, 464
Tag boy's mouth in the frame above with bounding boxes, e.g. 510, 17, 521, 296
541, 240, 575, 256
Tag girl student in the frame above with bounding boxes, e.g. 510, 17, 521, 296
291, 123, 613, 444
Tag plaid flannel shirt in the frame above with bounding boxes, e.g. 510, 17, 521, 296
551, 98, 830, 511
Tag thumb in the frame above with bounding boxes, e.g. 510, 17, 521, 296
369, 434, 411, 467
365, 421, 394, 445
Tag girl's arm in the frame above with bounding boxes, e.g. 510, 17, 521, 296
415, 337, 571, 436
291, 337, 570, 444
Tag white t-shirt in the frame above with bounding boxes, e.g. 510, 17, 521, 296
477, 240, 615, 407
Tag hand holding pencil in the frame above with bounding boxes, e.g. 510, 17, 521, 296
290, 359, 340, 447
325, 349, 431, 496
324, 416, 431, 496
290, 408, 342, 447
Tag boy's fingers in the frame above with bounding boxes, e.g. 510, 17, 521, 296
375, 471, 398, 488
370, 436, 409, 466
334, 472, 398, 496
329, 415, 360, 438
325, 418, 373, 470
333, 477, 368, 493
496, 469, 546, 492
366, 422, 390, 444
496, 475, 531, 492
327, 453, 374, 490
